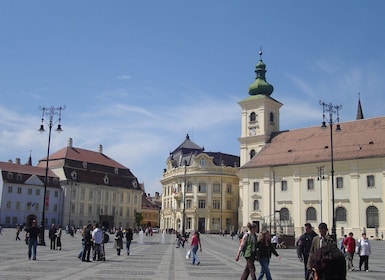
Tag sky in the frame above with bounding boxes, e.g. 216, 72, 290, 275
1, 1, 385, 196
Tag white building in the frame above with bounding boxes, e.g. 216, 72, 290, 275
238, 53, 385, 239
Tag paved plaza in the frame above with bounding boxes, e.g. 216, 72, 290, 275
0, 228, 385, 279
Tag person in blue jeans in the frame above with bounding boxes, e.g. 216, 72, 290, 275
256, 230, 281, 280
25, 220, 41, 260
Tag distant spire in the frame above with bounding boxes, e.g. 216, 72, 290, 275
356, 93, 364, 120
27, 150, 32, 166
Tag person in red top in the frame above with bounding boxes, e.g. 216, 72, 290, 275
189, 231, 202, 265
343, 232, 356, 271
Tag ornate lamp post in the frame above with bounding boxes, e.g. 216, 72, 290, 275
320, 101, 341, 241
38, 106, 64, 245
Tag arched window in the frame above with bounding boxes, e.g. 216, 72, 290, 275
336, 207, 347, 222
280, 208, 290, 221
366, 206, 379, 228
249, 112, 256, 122
250, 149, 256, 160
306, 207, 317, 221
270, 112, 274, 123
253, 200, 259, 211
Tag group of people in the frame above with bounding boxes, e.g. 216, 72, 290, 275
79, 223, 134, 262
297, 222, 371, 280
339, 231, 371, 272
235, 223, 281, 280
48, 224, 63, 250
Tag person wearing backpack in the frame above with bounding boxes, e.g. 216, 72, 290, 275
235, 222, 258, 280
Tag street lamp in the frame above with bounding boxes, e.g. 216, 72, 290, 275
320, 101, 342, 241
182, 160, 187, 236
38, 106, 64, 245
317, 166, 325, 223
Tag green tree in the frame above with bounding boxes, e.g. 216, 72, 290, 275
135, 212, 143, 227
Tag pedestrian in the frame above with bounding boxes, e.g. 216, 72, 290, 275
343, 232, 356, 271
82, 224, 92, 262
235, 222, 258, 280
338, 235, 347, 257
78, 225, 87, 259
48, 224, 56, 250
307, 245, 346, 280
256, 230, 281, 280
115, 227, 124, 255
297, 223, 317, 279
16, 224, 21, 241
356, 232, 371, 272
92, 223, 103, 261
56, 225, 62, 250
271, 234, 278, 248
307, 222, 337, 270
189, 231, 202, 265
125, 227, 133, 255
25, 220, 40, 260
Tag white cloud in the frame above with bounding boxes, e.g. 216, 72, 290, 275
116, 75, 131, 80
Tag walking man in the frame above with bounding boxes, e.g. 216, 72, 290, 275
343, 232, 356, 271
297, 223, 317, 279
25, 220, 40, 260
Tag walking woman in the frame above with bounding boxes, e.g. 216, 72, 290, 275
235, 222, 258, 280
189, 231, 202, 265
356, 232, 371, 271
256, 230, 281, 280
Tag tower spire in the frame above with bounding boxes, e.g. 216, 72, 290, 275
248, 48, 274, 96
356, 93, 364, 120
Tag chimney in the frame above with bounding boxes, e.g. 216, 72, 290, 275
98, 144, 103, 153
8, 159, 12, 163
155, 192, 160, 198
16, 158, 21, 164
67, 138, 73, 147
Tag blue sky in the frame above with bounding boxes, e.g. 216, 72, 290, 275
1, 1, 385, 195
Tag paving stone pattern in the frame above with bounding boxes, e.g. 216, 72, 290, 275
0, 229, 384, 279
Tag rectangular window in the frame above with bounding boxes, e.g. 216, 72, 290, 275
34, 203, 39, 211
36, 189, 40, 195
72, 188, 76, 199
187, 217, 192, 230
226, 184, 232, 194
212, 199, 220, 209
8, 186, 13, 193
80, 189, 85, 200
187, 183, 193, 192
367, 175, 375, 187
336, 177, 344, 189
16, 201, 20, 209
28, 188, 32, 195
213, 183, 220, 193
198, 183, 207, 193
281, 180, 288, 192
55, 190, 59, 197
120, 193, 124, 203
53, 204, 58, 212
6, 201, 11, 209
253, 182, 259, 192
88, 204, 93, 215
17, 187, 22, 194
226, 200, 232, 210
186, 199, 192, 209
307, 179, 314, 190
198, 199, 206, 209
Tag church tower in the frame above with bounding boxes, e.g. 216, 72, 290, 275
238, 51, 282, 166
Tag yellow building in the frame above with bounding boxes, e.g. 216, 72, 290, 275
160, 134, 240, 233
238, 53, 384, 239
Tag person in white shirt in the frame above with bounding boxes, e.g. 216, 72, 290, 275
92, 224, 103, 261
356, 232, 371, 272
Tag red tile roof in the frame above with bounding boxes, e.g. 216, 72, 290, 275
242, 116, 385, 169
0, 161, 57, 177
37, 146, 128, 169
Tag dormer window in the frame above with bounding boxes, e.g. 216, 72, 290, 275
7, 172, 13, 180
132, 180, 138, 188
114, 167, 119, 174
16, 173, 22, 181
103, 175, 109, 184
71, 170, 77, 180
199, 158, 206, 167
82, 162, 88, 169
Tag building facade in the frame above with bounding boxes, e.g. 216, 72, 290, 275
0, 158, 61, 227
238, 53, 385, 239
37, 138, 143, 229
160, 134, 240, 233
